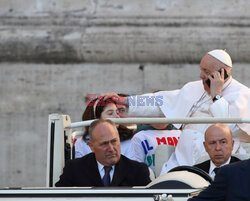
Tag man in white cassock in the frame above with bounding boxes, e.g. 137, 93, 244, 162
107, 49, 250, 175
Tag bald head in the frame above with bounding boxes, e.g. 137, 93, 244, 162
89, 119, 117, 141
205, 123, 232, 141
204, 123, 234, 167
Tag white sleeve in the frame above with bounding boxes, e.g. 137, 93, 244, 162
210, 97, 244, 140
127, 94, 164, 117
130, 133, 146, 163
74, 139, 84, 159
74, 139, 92, 158
209, 97, 229, 117
120, 139, 133, 160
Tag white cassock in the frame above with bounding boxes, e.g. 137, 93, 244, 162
128, 77, 250, 174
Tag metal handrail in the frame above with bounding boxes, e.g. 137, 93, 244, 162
68, 117, 250, 129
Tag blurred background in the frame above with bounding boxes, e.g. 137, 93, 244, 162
1, 0, 250, 187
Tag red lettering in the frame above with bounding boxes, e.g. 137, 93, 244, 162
156, 137, 179, 146
173, 137, 178, 146
167, 137, 174, 146
156, 137, 167, 145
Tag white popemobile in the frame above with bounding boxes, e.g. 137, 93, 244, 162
0, 114, 249, 201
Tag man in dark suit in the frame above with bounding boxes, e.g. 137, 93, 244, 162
55, 119, 151, 187
194, 123, 240, 179
188, 159, 250, 201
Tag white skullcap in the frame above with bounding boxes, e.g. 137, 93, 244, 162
207, 49, 232, 68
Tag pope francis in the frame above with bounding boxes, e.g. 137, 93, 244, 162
106, 49, 250, 174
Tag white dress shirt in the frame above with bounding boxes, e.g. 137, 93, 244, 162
209, 157, 231, 179
96, 160, 115, 181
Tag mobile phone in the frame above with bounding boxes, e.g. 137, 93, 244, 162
205, 69, 228, 88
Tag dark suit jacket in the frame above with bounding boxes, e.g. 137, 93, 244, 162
55, 153, 151, 187
189, 159, 250, 201
194, 156, 240, 174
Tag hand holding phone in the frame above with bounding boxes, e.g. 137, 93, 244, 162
205, 69, 228, 88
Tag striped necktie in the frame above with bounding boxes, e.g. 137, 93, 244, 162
102, 166, 112, 186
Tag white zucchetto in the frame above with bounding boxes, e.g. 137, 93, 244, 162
208, 49, 232, 68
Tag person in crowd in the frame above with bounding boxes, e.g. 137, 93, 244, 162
194, 123, 240, 179
74, 96, 134, 159
188, 158, 250, 201
116, 93, 137, 131
130, 123, 181, 175
136, 123, 175, 132
103, 49, 250, 174
56, 119, 151, 187
117, 93, 175, 132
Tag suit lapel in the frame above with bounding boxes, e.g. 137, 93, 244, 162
110, 156, 126, 186
88, 154, 104, 186
195, 160, 210, 173
202, 160, 210, 173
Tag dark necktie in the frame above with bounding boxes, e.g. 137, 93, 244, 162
102, 166, 112, 186
214, 167, 220, 175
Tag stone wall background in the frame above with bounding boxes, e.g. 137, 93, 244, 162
1, 0, 250, 187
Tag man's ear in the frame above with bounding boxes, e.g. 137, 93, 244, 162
203, 141, 208, 152
88, 141, 95, 153
232, 139, 234, 148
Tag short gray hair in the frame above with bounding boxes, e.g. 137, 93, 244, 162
89, 119, 117, 141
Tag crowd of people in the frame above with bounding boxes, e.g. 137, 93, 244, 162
56, 49, 250, 199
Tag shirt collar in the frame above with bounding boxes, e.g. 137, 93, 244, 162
96, 160, 114, 173
210, 156, 231, 173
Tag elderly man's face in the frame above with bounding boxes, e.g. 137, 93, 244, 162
200, 54, 231, 93
204, 124, 234, 167
89, 122, 121, 166
200, 54, 222, 91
